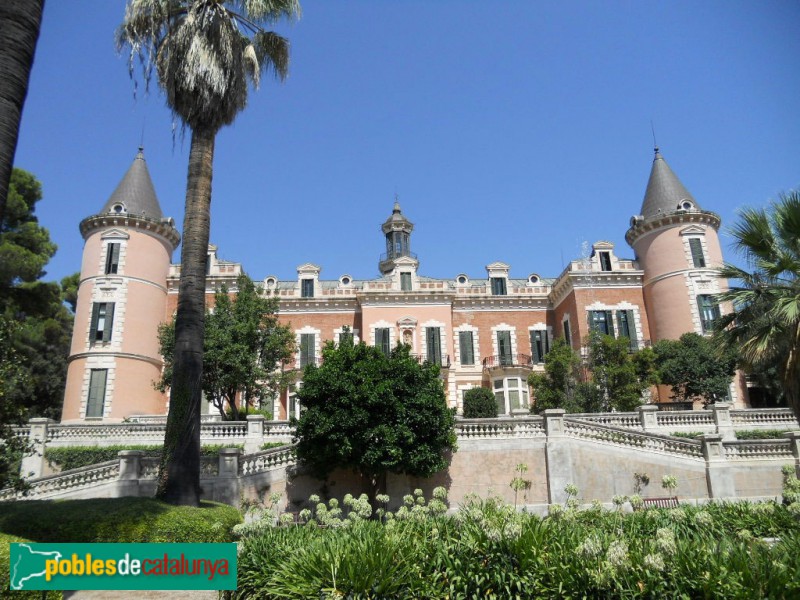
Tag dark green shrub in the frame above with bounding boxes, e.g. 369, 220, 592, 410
736, 429, 793, 440
462, 387, 498, 418
672, 431, 705, 439
44, 444, 244, 471
0, 498, 241, 543
260, 442, 289, 451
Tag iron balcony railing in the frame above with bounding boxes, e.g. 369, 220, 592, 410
379, 251, 418, 263
411, 353, 451, 368
482, 354, 533, 369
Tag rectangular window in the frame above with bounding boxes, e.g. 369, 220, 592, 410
617, 310, 638, 350
89, 302, 115, 343
301, 279, 314, 298
375, 327, 391, 356
490, 277, 507, 296
497, 330, 513, 365
589, 310, 614, 337
689, 238, 706, 268
299, 333, 315, 367
530, 329, 549, 364
338, 329, 353, 346
697, 295, 721, 333
493, 380, 506, 414
459, 331, 474, 366
105, 243, 120, 275
598, 251, 612, 272
563, 320, 572, 347
86, 369, 108, 418
426, 327, 442, 365
400, 272, 412, 291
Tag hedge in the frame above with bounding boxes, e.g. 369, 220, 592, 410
44, 444, 245, 471
0, 497, 241, 543
462, 387, 498, 418
735, 429, 794, 440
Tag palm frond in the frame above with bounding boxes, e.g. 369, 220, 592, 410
232, 0, 301, 22
252, 31, 290, 81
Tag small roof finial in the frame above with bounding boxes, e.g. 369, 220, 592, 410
393, 193, 401, 213
650, 120, 660, 155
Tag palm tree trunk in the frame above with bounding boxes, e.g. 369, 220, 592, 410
157, 127, 215, 506
0, 0, 45, 226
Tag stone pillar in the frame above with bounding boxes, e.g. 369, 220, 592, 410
543, 409, 574, 505
637, 405, 659, 432
785, 432, 800, 478
701, 434, 735, 499
116, 450, 143, 497
711, 402, 735, 441
216, 448, 241, 505
245, 415, 265, 454
20, 418, 55, 479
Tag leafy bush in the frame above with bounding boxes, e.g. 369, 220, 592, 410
0, 498, 241, 543
44, 444, 244, 471
226, 406, 273, 421
462, 387, 498, 418
736, 429, 794, 440
260, 442, 289, 451
671, 431, 705, 439
234, 494, 800, 599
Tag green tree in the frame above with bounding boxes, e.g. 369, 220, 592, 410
528, 337, 584, 413
157, 274, 295, 421
654, 332, 737, 406
0, 317, 31, 490
462, 387, 497, 419
294, 336, 457, 500
585, 332, 656, 412
0, 169, 73, 422
0, 0, 45, 225
118, 0, 300, 505
714, 191, 800, 422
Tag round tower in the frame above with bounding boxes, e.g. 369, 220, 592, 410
626, 148, 728, 343
61, 149, 180, 422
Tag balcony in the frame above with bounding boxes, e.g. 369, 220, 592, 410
411, 353, 451, 368
482, 354, 532, 369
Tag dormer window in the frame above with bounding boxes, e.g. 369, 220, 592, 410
490, 277, 507, 296
456, 274, 469, 286
400, 272, 412, 291
301, 279, 314, 298
679, 200, 694, 211
111, 203, 125, 214
598, 252, 612, 272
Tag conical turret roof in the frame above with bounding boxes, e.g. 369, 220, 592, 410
99, 148, 163, 219
639, 149, 699, 219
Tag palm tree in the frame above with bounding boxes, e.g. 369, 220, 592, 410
118, 0, 299, 505
0, 0, 46, 227
715, 191, 800, 423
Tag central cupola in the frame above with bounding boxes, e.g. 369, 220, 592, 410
379, 199, 416, 275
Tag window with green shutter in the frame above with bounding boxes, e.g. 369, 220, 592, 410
616, 310, 637, 350
400, 272, 412, 291
89, 302, 115, 343
375, 328, 391, 356
301, 279, 314, 298
598, 251, 612, 271
459, 331, 474, 365
426, 327, 442, 364
563, 320, 572, 347
299, 333, 315, 367
697, 295, 721, 333
530, 329, 548, 364
589, 310, 614, 337
689, 238, 706, 268
86, 369, 108, 418
105, 243, 120, 274
497, 330, 512, 365
490, 277, 507, 296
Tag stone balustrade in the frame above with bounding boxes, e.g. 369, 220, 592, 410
455, 417, 545, 439
563, 418, 704, 459
0, 459, 120, 502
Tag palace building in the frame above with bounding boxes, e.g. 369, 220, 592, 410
61, 147, 748, 423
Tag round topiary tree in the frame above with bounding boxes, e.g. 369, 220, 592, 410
462, 387, 498, 418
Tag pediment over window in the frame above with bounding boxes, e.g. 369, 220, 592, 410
397, 317, 417, 328
100, 229, 130, 240
679, 225, 706, 236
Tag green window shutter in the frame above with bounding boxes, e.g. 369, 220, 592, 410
497, 331, 512, 364
427, 327, 441, 364
530, 330, 541, 364
605, 311, 614, 337
401, 272, 412, 291
617, 310, 630, 339
89, 303, 101, 341
375, 328, 390, 356
105, 243, 120, 274
563, 321, 571, 346
689, 238, 706, 268
459, 331, 474, 365
300, 333, 315, 366
103, 303, 115, 342
86, 369, 108, 418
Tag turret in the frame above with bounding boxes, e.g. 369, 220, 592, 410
626, 147, 727, 343
61, 149, 180, 421
378, 199, 416, 275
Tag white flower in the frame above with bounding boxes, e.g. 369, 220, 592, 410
643, 553, 665, 572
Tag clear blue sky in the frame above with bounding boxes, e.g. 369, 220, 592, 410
14, 1, 800, 285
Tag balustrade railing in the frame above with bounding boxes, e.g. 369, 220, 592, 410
0, 460, 120, 502
456, 417, 545, 439
730, 408, 797, 428
655, 410, 714, 429
564, 419, 704, 459
568, 412, 640, 429
239, 447, 295, 476
723, 439, 793, 461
